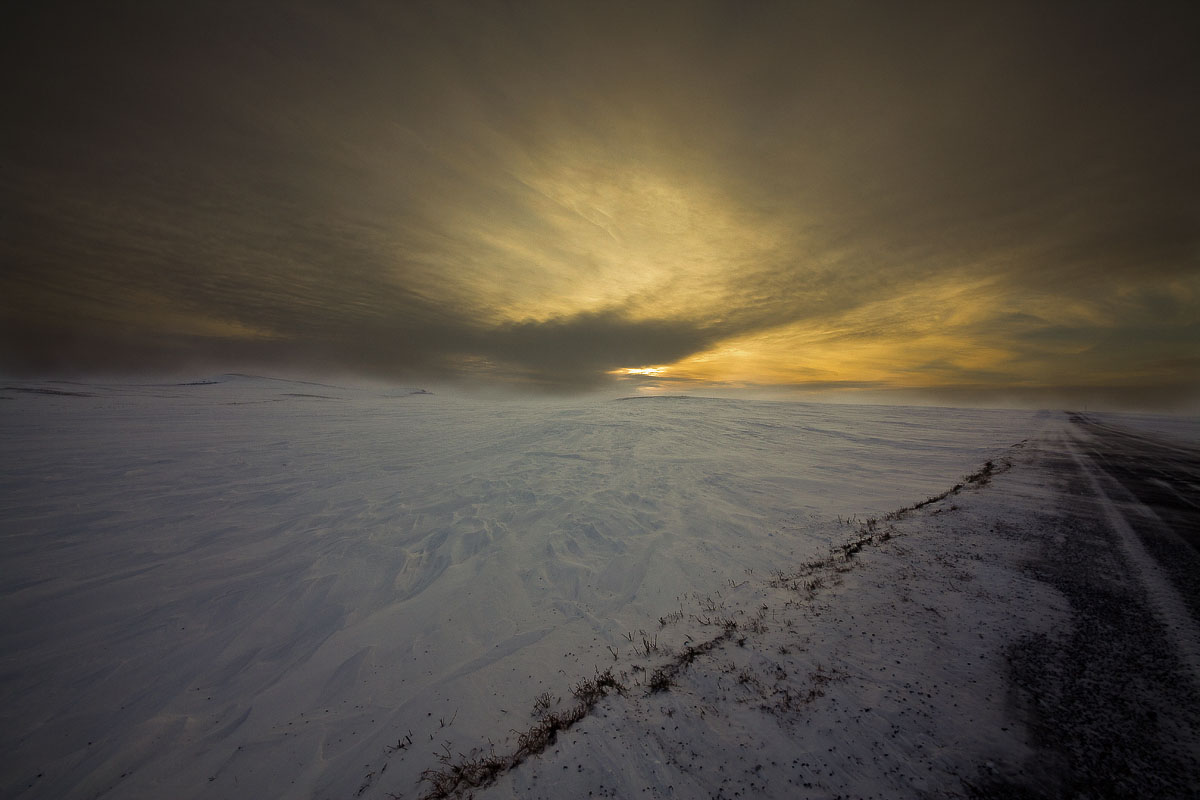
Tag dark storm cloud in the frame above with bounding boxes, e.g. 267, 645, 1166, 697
488, 311, 728, 386
2, 1, 1197, 405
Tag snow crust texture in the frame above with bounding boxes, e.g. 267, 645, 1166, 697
2, 377, 1195, 798
481, 425, 1200, 799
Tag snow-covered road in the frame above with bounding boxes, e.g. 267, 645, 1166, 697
1066, 413, 1200, 623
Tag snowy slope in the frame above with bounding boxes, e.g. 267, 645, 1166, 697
0, 377, 1040, 799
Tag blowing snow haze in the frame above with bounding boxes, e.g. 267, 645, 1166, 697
3, 1, 1197, 408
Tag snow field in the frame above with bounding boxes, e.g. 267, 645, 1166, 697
456, 441, 1073, 799
0, 377, 1041, 799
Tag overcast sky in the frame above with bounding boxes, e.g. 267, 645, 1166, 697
3, 1, 1197, 408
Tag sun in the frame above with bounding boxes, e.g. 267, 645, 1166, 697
610, 366, 667, 376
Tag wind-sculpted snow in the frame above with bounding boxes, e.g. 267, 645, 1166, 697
0, 377, 1039, 799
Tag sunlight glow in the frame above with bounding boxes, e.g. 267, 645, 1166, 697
611, 366, 667, 376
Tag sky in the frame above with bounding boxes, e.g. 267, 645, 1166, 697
3, 1, 1198, 409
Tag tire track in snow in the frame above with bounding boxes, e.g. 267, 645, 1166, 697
1062, 423, 1200, 687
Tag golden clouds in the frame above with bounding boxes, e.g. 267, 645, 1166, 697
386, 119, 791, 327
654, 280, 1081, 390
634, 267, 1198, 405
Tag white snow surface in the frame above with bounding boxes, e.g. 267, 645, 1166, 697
0, 376, 1042, 799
